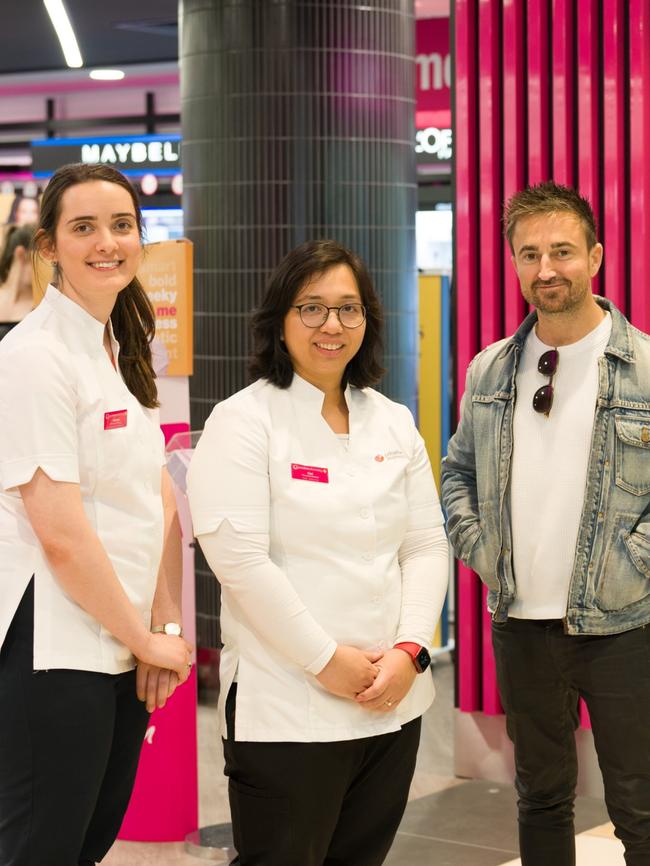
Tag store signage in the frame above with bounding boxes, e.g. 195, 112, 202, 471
81, 140, 179, 166
138, 239, 194, 377
31, 135, 182, 176
416, 18, 450, 118
415, 127, 453, 162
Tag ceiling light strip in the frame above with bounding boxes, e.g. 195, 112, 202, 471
43, 0, 83, 68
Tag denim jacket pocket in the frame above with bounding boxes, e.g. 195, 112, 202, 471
462, 520, 499, 593
614, 414, 650, 495
597, 512, 650, 611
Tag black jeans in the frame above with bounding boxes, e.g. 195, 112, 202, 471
492, 617, 650, 866
223, 684, 421, 866
0, 581, 149, 866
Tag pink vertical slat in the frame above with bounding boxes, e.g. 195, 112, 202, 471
478, 0, 502, 715
502, 0, 526, 336
602, 0, 627, 311
482, 585, 502, 714
454, 0, 482, 712
577, 0, 602, 295
629, 0, 650, 331
527, 0, 551, 183
478, 0, 502, 349
551, 0, 575, 186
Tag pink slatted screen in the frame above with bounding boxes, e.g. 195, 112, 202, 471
454, 0, 482, 711
452, 0, 650, 716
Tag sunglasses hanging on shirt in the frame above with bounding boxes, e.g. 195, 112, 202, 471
532, 348, 559, 416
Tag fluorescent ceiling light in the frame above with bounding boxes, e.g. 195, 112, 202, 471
89, 69, 125, 81
43, 0, 83, 68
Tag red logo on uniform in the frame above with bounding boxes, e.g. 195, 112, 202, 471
374, 454, 385, 462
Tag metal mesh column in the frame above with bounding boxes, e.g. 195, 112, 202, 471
180, 0, 417, 649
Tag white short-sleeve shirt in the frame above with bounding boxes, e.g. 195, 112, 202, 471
0, 286, 166, 673
188, 375, 447, 742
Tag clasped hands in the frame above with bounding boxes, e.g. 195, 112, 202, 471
135, 631, 194, 713
315, 645, 416, 712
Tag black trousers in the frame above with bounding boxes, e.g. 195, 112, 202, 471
492, 617, 650, 866
0, 581, 149, 866
223, 685, 421, 866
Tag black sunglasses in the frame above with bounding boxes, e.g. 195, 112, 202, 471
533, 349, 559, 416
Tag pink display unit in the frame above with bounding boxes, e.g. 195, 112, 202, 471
452, 0, 650, 724
118, 419, 199, 841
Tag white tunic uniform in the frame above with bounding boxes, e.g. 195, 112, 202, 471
0, 286, 166, 673
187, 374, 449, 742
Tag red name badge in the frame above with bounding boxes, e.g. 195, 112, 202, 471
291, 463, 329, 483
104, 409, 128, 430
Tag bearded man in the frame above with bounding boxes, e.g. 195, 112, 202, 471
442, 182, 650, 866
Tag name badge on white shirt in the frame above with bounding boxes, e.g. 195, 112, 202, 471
104, 409, 128, 430
291, 463, 329, 483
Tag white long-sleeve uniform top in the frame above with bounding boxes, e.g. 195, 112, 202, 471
0, 286, 165, 672
187, 374, 448, 742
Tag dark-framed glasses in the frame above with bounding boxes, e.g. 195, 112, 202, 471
533, 348, 559, 416
293, 302, 366, 329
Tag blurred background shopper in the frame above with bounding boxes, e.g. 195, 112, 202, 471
188, 240, 449, 866
0, 163, 192, 866
0, 223, 36, 340
5, 194, 39, 226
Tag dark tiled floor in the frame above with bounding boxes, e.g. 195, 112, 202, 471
385, 779, 611, 865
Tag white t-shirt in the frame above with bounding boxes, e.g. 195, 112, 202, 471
187, 374, 449, 742
509, 312, 612, 619
0, 286, 166, 673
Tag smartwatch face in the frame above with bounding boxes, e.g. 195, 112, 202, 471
416, 646, 431, 673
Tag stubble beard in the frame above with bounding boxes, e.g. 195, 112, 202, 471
527, 278, 590, 315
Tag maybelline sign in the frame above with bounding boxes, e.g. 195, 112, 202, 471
31, 135, 182, 177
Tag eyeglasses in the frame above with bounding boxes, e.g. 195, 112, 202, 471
533, 349, 559, 416
292, 303, 366, 329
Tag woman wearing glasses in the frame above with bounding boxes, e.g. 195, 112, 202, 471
187, 240, 448, 866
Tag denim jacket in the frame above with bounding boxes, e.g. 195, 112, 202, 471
441, 297, 650, 634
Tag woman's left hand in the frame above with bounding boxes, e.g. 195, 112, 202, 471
136, 663, 180, 712
354, 648, 416, 712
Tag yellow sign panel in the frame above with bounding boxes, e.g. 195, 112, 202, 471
138, 239, 193, 377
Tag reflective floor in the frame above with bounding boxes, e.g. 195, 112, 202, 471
104, 657, 624, 865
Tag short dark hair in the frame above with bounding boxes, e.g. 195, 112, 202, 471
504, 181, 598, 252
249, 239, 385, 389
34, 163, 158, 408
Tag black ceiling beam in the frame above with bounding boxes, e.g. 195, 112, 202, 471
0, 113, 180, 135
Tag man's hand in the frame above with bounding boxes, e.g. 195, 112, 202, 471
354, 648, 416, 711
315, 645, 383, 700
136, 663, 180, 712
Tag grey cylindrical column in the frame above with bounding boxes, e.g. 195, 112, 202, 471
181, 0, 417, 424
181, 0, 417, 648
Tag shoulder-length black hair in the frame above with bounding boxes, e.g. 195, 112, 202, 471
249, 239, 385, 389
33, 163, 158, 408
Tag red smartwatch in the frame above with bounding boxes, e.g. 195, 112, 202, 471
394, 642, 432, 674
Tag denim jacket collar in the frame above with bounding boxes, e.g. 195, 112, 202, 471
498, 296, 635, 365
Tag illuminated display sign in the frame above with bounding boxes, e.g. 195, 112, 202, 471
416, 18, 451, 130
415, 127, 453, 162
31, 135, 182, 177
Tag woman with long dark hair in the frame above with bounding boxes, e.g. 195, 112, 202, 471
188, 240, 449, 866
0, 163, 192, 866
0, 223, 35, 340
